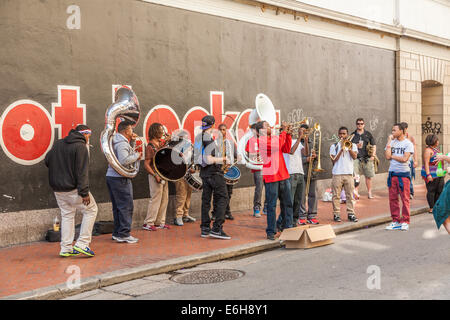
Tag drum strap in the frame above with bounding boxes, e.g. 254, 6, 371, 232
148, 142, 158, 153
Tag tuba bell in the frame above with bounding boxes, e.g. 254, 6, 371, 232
237, 93, 277, 171
100, 86, 141, 178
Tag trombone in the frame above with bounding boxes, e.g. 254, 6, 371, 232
305, 123, 324, 204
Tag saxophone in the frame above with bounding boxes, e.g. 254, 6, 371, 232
367, 142, 379, 173
221, 137, 230, 173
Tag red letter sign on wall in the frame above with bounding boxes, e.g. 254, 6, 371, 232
0, 100, 54, 165
52, 85, 86, 139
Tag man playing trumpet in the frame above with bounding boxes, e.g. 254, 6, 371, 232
329, 127, 359, 223
256, 120, 293, 240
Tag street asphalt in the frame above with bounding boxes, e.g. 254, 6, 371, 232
65, 213, 449, 300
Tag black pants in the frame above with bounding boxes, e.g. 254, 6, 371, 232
201, 174, 229, 232
426, 177, 445, 209
212, 184, 233, 217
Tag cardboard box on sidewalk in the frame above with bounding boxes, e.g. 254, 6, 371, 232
279, 224, 336, 249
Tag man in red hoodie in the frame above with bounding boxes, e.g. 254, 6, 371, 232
255, 121, 293, 240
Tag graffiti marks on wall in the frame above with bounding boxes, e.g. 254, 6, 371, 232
422, 117, 442, 135
286, 107, 315, 128
369, 117, 379, 131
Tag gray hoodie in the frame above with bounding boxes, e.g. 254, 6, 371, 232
106, 133, 141, 177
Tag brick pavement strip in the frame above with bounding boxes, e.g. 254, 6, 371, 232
0, 186, 429, 300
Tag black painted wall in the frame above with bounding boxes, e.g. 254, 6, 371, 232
0, 0, 396, 212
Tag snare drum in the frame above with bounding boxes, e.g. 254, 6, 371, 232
224, 166, 241, 185
184, 170, 203, 191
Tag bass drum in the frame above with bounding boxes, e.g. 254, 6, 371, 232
153, 146, 188, 181
224, 166, 241, 185
184, 170, 203, 191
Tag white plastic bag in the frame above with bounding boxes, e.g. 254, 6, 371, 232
322, 188, 333, 202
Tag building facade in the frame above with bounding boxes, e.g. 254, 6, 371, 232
0, 0, 449, 246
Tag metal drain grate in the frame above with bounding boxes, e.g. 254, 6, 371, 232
170, 269, 245, 284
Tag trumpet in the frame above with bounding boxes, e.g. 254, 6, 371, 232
275, 118, 309, 137
342, 134, 355, 151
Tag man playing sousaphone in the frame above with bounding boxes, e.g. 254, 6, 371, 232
143, 123, 172, 231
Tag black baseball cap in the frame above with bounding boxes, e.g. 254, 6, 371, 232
201, 115, 215, 130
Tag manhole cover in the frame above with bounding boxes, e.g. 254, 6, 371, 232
170, 269, 245, 284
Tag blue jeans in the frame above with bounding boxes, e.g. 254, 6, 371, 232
106, 176, 134, 238
265, 178, 293, 236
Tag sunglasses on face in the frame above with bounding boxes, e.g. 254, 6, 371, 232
357, 123, 364, 125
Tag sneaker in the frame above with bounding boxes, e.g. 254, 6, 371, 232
410, 194, 414, 200
174, 217, 184, 226
267, 234, 276, 240
368, 192, 374, 199
307, 218, 319, 225
209, 229, 231, 240
253, 210, 261, 218
225, 214, 234, 220
211, 216, 215, 221
348, 214, 358, 222
73, 245, 95, 257
183, 215, 196, 223
385, 222, 402, 230
113, 235, 139, 243
156, 224, 171, 229
298, 219, 307, 225
263, 208, 267, 215
142, 224, 157, 231
201, 229, 210, 238
401, 223, 409, 231
333, 215, 342, 222
59, 249, 80, 257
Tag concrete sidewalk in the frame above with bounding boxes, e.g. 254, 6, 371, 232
0, 185, 429, 300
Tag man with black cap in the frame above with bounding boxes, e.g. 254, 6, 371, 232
194, 115, 231, 239
45, 124, 98, 257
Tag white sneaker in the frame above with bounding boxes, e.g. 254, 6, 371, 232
113, 235, 139, 243
174, 217, 184, 226
183, 215, 196, 222
401, 223, 409, 231
385, 222, 402, 230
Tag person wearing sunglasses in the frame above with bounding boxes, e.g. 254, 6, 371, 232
351, 118, 376, 199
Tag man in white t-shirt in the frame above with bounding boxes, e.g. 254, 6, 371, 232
277, 127, 309, 228
385, 123, 414, 231
329, 127, 359, 222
